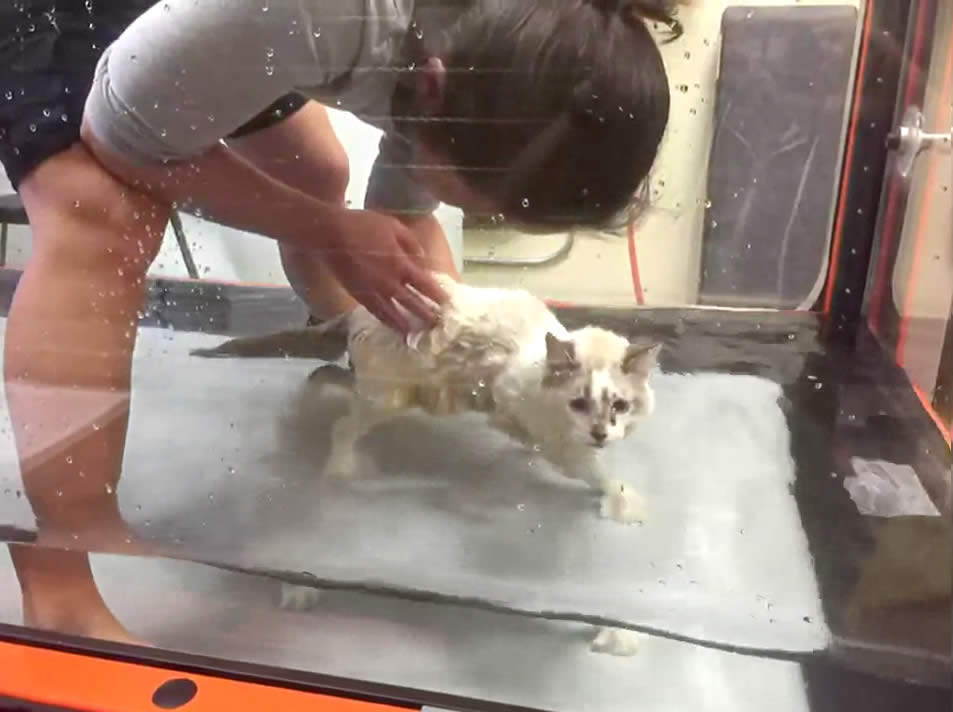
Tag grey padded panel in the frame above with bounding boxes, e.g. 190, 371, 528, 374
699, 5, 858, 308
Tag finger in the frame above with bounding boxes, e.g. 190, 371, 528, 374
367, 293, 411, 334
394, 284, 441, 326
403, 264, 449, 307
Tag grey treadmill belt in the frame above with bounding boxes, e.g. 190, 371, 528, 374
0, 322, 829, 657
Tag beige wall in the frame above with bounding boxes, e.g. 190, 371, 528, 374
463, 0, 863, 308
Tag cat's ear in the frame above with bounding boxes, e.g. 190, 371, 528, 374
545, 332, 577, 367
544, 333, 579, 385
622, 342, 661, 378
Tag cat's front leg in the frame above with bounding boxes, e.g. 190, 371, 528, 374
555, 448, 646, 525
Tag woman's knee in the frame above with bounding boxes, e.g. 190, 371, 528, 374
18, 144, 170, 270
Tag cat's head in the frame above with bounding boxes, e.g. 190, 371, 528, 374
543, 327, 661, 447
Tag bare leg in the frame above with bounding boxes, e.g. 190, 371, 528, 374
6, 143, 169, 640
228, 101, 459, 320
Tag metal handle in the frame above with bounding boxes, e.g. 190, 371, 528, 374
885, 106, 952, 178
463, 230, 575, 267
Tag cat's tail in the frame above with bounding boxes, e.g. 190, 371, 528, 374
190, 313, 350, 362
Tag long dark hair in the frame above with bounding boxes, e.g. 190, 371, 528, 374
402, 0, 684, 228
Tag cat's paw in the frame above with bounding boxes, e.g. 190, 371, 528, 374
323, 450, 377, 480
599, 479, 645, 525
323, 451, 358, 479
278, 583, 323, 611
590, 627, 641, 657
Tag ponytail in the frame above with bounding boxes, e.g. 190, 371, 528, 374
585, 0, 685, 41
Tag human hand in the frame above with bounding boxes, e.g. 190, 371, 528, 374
321, 210, 448, 333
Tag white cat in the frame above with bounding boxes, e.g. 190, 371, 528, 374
193, 273, 661, 524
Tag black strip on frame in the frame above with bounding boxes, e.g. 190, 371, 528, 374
0, 696, 82, 712
820, 0, 925, 339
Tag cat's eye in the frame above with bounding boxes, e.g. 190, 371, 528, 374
569, 397, 590, 413
611, 399, 630, 413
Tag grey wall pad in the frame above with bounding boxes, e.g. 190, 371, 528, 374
0, 322, 828, 655
700, 5, 858, 309
0, 551, 818, 712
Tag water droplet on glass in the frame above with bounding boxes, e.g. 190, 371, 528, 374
517, 503, 526, 511
42, 108, 51, 117
65, 455, 73, 464
521, 198, 530, 208
313, 27, 322, 38
28, 124, 37, 133
227, 466, 236, 475
265, 65, 275, 76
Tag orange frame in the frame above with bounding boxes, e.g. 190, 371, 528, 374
0, 640, 411, 712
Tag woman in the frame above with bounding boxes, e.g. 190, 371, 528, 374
6, 0, 682, 642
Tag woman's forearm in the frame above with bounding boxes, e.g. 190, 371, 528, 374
80, 118, 344, 251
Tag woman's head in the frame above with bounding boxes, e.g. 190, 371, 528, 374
399, 0, 683, 229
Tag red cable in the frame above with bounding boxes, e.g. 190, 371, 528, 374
627, 217, 645, 306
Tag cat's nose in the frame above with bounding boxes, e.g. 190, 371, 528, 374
590, 426, 607, 442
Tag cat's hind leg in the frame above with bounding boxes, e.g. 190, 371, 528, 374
323, 397, 399, 479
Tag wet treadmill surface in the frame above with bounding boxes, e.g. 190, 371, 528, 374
0, 280, 949, 711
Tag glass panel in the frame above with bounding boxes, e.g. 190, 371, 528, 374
0, 2, 949, 711
884, 4, 952, 431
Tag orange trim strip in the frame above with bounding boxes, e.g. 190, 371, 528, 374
823, 3, 875, 314
0, 641, 406, 712
895, 33, 953, 366
627, 218, 646, 306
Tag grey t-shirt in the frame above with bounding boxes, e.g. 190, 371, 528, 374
84, 0, 437, 215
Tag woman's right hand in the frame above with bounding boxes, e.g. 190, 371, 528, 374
320, 209, 448, 333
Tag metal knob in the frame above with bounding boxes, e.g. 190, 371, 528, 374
885, 106, 952, 178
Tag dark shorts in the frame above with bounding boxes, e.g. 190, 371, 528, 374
0, 0, 306, 190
